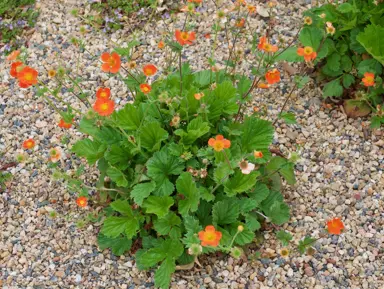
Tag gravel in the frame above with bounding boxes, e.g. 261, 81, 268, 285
1, 0, 383, 288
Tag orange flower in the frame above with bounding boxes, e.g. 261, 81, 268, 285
198, 225, 222, 247
158, 41, 165, 49
100, 52, 121, 74
58, 119, 73, 129
76, 196, 88, 208
187, 0, 202, 3
258, 36, 278, 53
96, 87, 111, 100
140, 83, 152, 94
235, 18, 245, 28
7, 50, 20, 61
362, 72, 375, 87
10, 61, 24, 78
208, 135, 231, 152
22, 139, 35, 149
247, 5, 257, 14
175, 30, 196, 46
194, 92, 204, 100
143, 64, 157, 77
297, 46, 317, 62
17, 66, 38, 88
304, 16, 313, 25
49, 147, 62, 163
257, 83, 270, 89
327, 217, 344, 235
254, 151, 263, 158
265, 69, 281, 84
204, 33, 211, 39
48, 70, 56, 78
326, 22, 336, 35
93, 98, 115, 116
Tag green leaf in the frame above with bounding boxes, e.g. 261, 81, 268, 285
245, 213, 261, 231
224, 170, 259, 197
97, 234, 132, 256
175, 117, 210, 145
279, 112, 297, 124
153, 212, 181, 237
241, 117, 274, 153
326, 53, 341, 72
140, 122, 168, 152
107, 166, 128, 187
342, 74, 355, 88
370, 116, 383, 129
155, 257, 176, 289
147, 149, 184, 196
357, 59, 383, 76
199, 187, 215, 202
72, 139, 105, 165
276, 230, 293, 246
295, 76, 311, 89
265, 201, 290, 225
176, 173, 200, 216
340, 55, 353, 72
357, 24, 384, 65
298, 236, 317, 254
266, 157, 296, 185
104, 144, 131, 165
143, 196, 174, 218
248, 183, 270, 203
212, 199, 240, 226
110, 199, 133, 215
323, 79, 343, 98
112, 104, 142, 130
299, 26, 324, 50
130, 182, 156, 206
350, 28, 366, 53
230, 225, 255, 245
275, 47, 302, 62
78, 117, 99, 136
193, 70, 212, 87
101, 216, 139, 239
337, 3, 354, 13
214, 162, 234, 183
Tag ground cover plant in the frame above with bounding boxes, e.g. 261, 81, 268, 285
0, 0, 39, 54
6, 1, 347, 288
297, 0, 384, 126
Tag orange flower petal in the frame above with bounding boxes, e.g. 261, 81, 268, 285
208, 138, 216, 147
216, 135, 224, 141
223, 139, 231, 148
101, 52, 110, 62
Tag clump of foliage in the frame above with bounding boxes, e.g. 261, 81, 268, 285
0, 0, 39, 54
299, 0, 384, 126
7, 0, 353, 287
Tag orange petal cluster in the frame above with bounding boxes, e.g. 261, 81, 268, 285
297, 46, 317, 62
327, 217, 344, 235
258, 36, 278, 53
22, 139, 35, 149
254, 151, 263, 158
100, 52, 121, 74
158, 41, 165, 49
265, 69, 281, 85
140, 83, 152, 94
58, 119, 73, 129
208, 135, 231, 152
143, 64, 157, 77
93, 98, 115, 116
7, 50, 20, 61
175, 30, 196, 46
96, 87, 111, 100
15, 66, 38, 88
76, 196, 88, 208
362, 72, 375, 87
198, 225, 222, 247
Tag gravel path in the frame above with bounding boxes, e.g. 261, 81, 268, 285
1, 0, 383, 288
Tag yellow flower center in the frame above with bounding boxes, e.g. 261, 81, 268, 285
101, 103, 109, 111
205, 232, 215, 241
213, 141, 224, 151
108, 58, 116, 66
304, 47, 313, 55
50, 150, 57, 156
25, 73, 33, 81
143, 87, 149, 92
181, 32, 189, 40
365, 76, 374, 82
100, 92, 107, 98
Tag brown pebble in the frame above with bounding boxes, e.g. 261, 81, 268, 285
55, 271, 65, 278
53, 256, 60, 262
304, 267, 314, 277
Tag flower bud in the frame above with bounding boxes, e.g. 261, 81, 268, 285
237, 225, 244, 232
188, 244, 203, 255
230, 247, 243, 259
